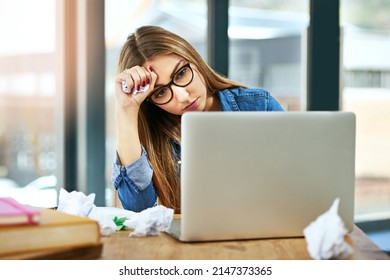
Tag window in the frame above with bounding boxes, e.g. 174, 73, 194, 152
229, 0, 309, 111
340, 0, 390, 252
0, 0, 58, 207
341, 0, 390, 222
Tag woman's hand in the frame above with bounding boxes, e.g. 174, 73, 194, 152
115, 65, 156, 110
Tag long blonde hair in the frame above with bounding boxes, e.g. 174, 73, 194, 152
117, 26, 245, 212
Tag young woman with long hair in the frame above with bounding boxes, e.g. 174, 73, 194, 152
112, 26, 284, 213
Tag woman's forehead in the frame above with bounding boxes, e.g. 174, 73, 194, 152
145, 54, 186, 83
145, 53, 183, 69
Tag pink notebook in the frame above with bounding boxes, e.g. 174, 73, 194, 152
0, 197, 40, 226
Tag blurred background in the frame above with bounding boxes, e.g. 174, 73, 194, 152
0, 0, 389, 251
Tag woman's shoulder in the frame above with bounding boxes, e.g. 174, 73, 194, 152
218, 87, 284, 111
219, 87, 270, 98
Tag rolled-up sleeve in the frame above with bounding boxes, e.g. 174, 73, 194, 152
111, 146, 157, 212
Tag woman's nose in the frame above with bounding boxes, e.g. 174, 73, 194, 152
173, 87, 190, 102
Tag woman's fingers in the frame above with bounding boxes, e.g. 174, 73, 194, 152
114, 65, 157, 108
117, 66, 153, 95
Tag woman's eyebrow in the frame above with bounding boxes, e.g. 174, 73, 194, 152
169, 60, 185, 79
155, 60, 185, 87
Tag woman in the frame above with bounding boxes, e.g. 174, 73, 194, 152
112, 25, 284, 213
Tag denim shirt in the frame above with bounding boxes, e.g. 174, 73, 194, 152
111, 87, 284, 212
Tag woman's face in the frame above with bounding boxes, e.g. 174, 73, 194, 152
144, 54, 211, 115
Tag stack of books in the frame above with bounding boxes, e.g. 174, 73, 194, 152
0, 197, 102, 259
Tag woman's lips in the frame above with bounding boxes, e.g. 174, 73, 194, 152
183, 98, 199, 111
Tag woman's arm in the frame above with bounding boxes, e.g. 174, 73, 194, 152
112, 65, 157, 211
115, 65, 155, 165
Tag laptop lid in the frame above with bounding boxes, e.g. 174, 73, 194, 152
177, 111, 355, 242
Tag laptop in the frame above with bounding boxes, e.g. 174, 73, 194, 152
167, 111, 356, 242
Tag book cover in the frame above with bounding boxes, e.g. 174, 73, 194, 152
0, 208, 102, 258
0, 197, 40, 225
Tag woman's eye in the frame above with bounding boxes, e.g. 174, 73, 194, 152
153, 87, 169, 99
175, 67, 187, 80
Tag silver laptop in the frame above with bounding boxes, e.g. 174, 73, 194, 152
167, 111, 356, 242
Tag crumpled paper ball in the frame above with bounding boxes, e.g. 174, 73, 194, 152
124, 205, 174, 237
56, 188, 174, 237
57, 188, 95, 217
303, 197, 353, 260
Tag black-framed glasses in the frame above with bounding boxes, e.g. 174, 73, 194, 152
147, 63, 194, 105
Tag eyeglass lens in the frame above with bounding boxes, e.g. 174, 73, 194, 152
150, 64, 193, 105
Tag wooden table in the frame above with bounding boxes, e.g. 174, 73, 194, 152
100, 225, 389, 260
